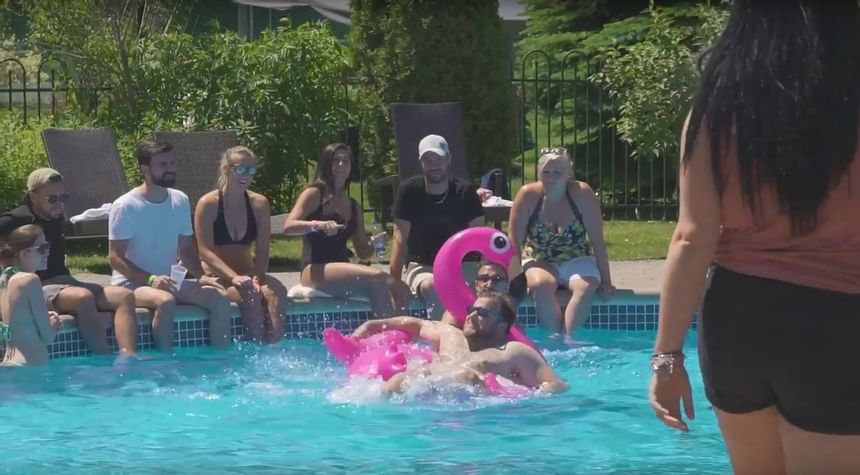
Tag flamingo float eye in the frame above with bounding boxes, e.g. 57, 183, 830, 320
489, 231, 510, 254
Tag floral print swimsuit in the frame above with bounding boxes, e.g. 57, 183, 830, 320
521, 191, 592, 264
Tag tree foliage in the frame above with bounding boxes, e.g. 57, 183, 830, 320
595, 3, 729, 159
350, 0, 515, 181
17, 0, 350, 211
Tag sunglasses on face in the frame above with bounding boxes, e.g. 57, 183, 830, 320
233, 165, 258, 176
467, 305, 500, 321
25, 243, 50, 255
41, 193, 69, 204
476, 274, 506, 284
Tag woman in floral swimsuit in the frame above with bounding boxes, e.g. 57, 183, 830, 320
508, 147, 614, 335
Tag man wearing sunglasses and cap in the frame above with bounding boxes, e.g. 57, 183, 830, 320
0, 168, 139, 358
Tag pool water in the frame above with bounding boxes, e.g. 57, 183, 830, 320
0, 329, 730, 474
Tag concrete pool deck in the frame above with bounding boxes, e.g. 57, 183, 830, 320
73, 259, 665, 295
10, 259, 667, 359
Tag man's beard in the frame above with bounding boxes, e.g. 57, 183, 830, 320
154, 174, 176, 187
464, 331, 497, 352
424, 172, 447, 185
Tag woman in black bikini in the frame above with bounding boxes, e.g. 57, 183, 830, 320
283, 143, 413, 317
195, 146, 287, 343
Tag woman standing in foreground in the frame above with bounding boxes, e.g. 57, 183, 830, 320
649, 1, 860, 473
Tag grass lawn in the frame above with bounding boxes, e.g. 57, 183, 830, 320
67, 220, 674, 274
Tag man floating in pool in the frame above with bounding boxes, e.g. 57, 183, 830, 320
351, 291, 569, 395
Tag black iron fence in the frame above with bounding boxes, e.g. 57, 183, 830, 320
1, 57, 113, 123
511, 51, 678, 221
1, 52, 679, 221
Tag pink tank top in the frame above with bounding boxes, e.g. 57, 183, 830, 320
715, 141, 860, 294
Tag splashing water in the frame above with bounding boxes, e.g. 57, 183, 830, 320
0, 329, 730, 473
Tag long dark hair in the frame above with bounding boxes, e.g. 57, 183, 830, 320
684, 0, 860, 235
306, 143, 352, 197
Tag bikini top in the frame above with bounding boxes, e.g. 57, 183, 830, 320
213, 190, 257, 246
0, 266, 18, 341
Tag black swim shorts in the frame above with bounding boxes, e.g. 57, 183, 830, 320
698, 265, 860, 435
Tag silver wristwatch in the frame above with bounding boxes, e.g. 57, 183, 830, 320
650, 352, 684, 380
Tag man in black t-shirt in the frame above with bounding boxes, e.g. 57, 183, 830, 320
0, 168, 139, 357
390, 134, 485, 319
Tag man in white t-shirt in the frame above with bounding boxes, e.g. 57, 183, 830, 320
108, 141, 232, 350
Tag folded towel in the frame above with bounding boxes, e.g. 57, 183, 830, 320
482, 196, 513, 207
70, 203, 112, 224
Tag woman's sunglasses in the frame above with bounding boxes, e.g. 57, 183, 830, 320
25, 243, 50, 255
233, 165, 258, 176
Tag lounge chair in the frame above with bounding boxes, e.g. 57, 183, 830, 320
41, 127, 129, 239
153, 130, 239, 211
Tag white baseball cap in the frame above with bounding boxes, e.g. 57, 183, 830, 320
418, 134, 450, 161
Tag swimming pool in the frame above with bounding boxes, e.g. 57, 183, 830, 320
0, 327, 730, 473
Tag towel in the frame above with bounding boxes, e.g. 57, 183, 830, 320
482, 196, 513, 207
70, 203, 112, 224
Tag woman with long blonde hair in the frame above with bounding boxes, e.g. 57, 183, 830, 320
1, 224, 62, 366
194, 146, 287, 343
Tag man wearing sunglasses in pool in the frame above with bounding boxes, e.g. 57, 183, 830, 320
0, 168, 140, 358
439, 261, 524, 327
352, 291, 568, 395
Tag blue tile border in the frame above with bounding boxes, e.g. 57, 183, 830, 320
0, 292, 674, 360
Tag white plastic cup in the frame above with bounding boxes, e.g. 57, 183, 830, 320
170, 264, 188, 291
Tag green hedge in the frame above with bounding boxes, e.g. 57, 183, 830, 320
21, 0, 352, 212
350, 0, 515, 181
0, 113, 50, 211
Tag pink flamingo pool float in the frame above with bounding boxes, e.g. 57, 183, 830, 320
323, 227, 540, 398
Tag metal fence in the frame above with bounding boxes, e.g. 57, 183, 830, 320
510, 51, 678, 221
1, 53, 679, 221
1, 57, 113, 123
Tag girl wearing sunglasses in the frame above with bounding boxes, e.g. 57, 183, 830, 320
0, 224, 63, 366
194, 146, 287, 343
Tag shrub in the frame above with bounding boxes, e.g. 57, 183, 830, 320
350, 0, 515, 182
22, 2, 351, 212
0, 111, 99, 211
594, 4, 729, 160
0, 112, 49, 210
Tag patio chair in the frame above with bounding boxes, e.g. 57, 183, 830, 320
41, 127, 129, 239
153, 130, 239, 211
368, 102, 472, 224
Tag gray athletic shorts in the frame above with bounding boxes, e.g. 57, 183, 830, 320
42, 277, 104, 311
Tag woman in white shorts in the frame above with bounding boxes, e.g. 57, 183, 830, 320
508, 147, 615, 334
